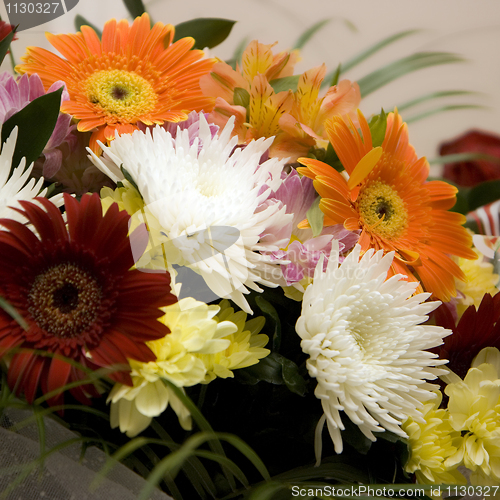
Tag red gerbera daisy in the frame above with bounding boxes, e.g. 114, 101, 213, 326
433, 293, 500, 379
0, 193, 176, 405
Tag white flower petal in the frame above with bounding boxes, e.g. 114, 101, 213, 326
296, 244, 451, 454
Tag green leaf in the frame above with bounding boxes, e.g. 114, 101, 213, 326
173, 18, 236, 50
396, 90, 483, 113
329, 63, 341, 87
307, 196, 324, 238
368, 109, 387, 148
293, 19, 331, 50
281, 358, 307, 397
233, 87, 250, 109
0, 296, 28, 330
357, 52, 465, 98
322, 142, 343, 172
428, 152, 500, 165
122, 0, 148, 19
269, 75, 300, 93
238, 352, 306, 396
1, 88, 63, 176
247, 482, 288, 500
0, 29, 15, 67
120, 166, 140, 194
226, 36, 249, 70
322, 29, 422, 88
405, 104, 487, 124
451, 186, 470, 215
74, 14, 102, 38
468, 180, 500, 212
255, 296, 280, 351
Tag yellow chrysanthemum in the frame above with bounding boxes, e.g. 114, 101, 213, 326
402, 392, 466, 487
455, 248, 499, 317
197, 300, 270, 382
108, 298, 238, 436
445, 347, 500, 481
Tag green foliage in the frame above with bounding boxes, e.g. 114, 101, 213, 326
0, 296, 28, 330
173, 18, 236, 50
357, 52, 465, 98
468, 180, 500, 212
237, 352, 307, 397
404, 104, 487, 124
234, 87, 250, 109
306, 196, 324, 238
329, 63, 341, 87
74, 14, 102, 37
0, 29, 16, 66
368, 109, 387, 148
255, 296, 281, 351
1, 88, 63, 176
227, 37, 250, 69
322, 29, 422, 88
396, 89, 483, 113
122, 0, 148, 20
269, 75, 300, 93
293, 19, 331, 50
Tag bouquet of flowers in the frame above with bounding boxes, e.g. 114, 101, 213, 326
1, 2, 499, 499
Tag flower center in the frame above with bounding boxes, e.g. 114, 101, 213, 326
85, 69, 158, 122
28, 263, 103, 338
357, 181, 408, 240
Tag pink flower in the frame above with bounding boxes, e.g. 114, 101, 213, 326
267, 170, 359, 291
0, 72, 76, 178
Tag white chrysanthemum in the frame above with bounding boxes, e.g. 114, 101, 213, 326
90, 116, 292, 313
296, 243, 450, 455
0, 127, 62, 222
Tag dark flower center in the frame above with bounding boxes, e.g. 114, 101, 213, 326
111, 85, 129, 100
28, 263, 103, 338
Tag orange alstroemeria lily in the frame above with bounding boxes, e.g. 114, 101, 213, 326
274, 65, 360, 161
297, 109, 477, 301
17, 13, 216, 153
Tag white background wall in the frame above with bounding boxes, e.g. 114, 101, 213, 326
1, 0, 499, 168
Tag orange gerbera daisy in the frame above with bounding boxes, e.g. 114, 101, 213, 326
17, 13, 215, 153
297, 109, 477, 301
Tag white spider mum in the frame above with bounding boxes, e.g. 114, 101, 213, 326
295, 243, 450, 456
0, 127, 62, 222
89, 115, 292, 313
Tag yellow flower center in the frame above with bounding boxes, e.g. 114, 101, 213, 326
357, 181, 408, 240
85, 69, 158, 122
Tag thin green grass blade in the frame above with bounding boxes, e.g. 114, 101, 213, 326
211, 432, 270, 481
194, 449, 248, 486
34, 406, 46, 469
246, 482, 288, 500
137, 433, 215, 500
396, 90, 483, 112
428, 152, 500, 165
322, 29, 422, 87
150, 419, 216, 498
163, 380, 237, 491
92, 436, 178, 489
138, 432, 250, 500
330, 63, 341, 87
0, 296, 28, 330
357, 52, 465, 98
293, 19, 331, 50
404, 104, 487, 124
